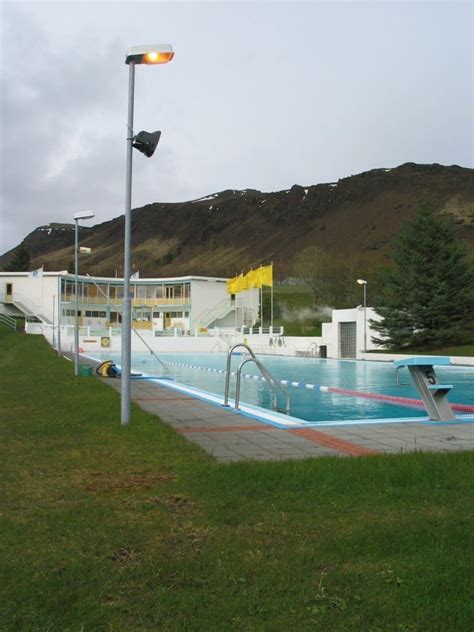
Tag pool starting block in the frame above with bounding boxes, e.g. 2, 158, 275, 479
393, 357, 455, 422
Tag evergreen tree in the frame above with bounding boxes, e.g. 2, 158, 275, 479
371, 201, 474, 349
3, 243, 31, 271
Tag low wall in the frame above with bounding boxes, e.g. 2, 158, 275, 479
49, 327, 330, 358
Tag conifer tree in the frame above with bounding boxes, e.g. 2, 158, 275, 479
3, 243, 31, 271
371, 201, 474, 348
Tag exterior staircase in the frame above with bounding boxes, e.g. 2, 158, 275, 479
196, 297, 235, 328
12, 299, 52, 325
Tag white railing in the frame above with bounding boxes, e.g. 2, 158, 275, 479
61, 294, 190, 307
195, 297, 234, 328
238, 326, 284, 336
11, 294, 53, 324
0, 314, 17, 330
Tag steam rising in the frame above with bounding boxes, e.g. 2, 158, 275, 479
281, 305, 334, 322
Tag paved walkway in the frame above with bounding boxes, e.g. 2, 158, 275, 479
99, 371, 474, 463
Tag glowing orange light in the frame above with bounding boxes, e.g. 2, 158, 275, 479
143, 51, 174, 64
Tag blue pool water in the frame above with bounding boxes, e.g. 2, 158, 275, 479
93, 352, 474, 423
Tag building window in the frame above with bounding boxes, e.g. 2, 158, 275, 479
110, 312, 122, 324
136, 285, 147, 300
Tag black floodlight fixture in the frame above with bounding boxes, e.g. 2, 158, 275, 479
132, 130, 162, 158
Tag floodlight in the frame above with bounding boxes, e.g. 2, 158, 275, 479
132, 130, 162, 157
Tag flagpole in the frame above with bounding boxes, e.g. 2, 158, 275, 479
270, 261, 274, 332
248, 269, 253, 329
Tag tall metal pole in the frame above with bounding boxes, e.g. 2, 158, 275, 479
121, 61, 135, 426
74, 219, 79, 376
57, 276, 62, 356
52, 294, 56, 349
363, 283, 367, 353
270, 261, 274, 333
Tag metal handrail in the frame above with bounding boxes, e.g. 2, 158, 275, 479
224, 343, 290, 414
0, 313, 17, 331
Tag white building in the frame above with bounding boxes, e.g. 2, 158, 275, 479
0, 271, 384, 359
0, 271, 260, 333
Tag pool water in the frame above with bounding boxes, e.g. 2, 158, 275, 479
93, 352, 474, 423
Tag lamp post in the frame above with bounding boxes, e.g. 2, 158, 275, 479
121, 43, 174, 426
74, 211, 95, 376
357, 279, 368, 353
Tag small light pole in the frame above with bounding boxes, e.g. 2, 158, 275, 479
357, 279, 368, 353
74, 211, 95, 376
121, 43, 174, 426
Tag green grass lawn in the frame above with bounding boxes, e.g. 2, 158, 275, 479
1, 326, 473, 631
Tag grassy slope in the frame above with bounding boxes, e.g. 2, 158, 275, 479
273, 285, 323, 337
1, 326, 473, 631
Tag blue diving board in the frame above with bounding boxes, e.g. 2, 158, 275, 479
393, 356, 451, 368
393, 356, 455, 422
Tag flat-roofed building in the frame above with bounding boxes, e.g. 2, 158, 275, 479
0, 271, 259, 333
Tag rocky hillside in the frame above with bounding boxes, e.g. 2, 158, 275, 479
2, 163, 473, 278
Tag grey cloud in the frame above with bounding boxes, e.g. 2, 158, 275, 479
1, 1, 472, 254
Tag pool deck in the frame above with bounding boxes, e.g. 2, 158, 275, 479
99, 370, 474, 462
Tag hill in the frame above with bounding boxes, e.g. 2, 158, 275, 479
2, 163, 473, 278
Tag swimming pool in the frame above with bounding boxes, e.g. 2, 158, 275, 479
92, 351, 474, 424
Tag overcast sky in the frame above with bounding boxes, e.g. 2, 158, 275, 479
1, 0, 472, 253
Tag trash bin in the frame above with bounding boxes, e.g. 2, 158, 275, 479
319, 345, 327, 358
78, 364, 93, 377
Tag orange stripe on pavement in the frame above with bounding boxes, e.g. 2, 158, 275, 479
178, 424, 273, 434
289, 428, 378, 456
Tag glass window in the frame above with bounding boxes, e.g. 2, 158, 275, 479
153, 311, 161, 318
136, 285, 147, 299
155, 286, 163, 298
99, 311, 106, 318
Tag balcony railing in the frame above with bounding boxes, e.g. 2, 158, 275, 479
61, 294, 189, 307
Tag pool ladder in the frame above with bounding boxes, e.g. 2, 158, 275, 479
224, 343, 290, 415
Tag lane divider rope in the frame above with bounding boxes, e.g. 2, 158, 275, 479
155, 360, 474, 413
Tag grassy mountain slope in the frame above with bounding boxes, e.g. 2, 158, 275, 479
2, 163, 473, 278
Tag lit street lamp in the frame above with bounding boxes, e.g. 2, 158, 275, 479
357, 279, 368, 353
122, 44, 174, 426
74, 211, 95, 376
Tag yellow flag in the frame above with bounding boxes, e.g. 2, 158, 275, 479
259, 264, 273, 287
233, 273, 249, 293
226, 275, 238, 293
246, 269, 262, 289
